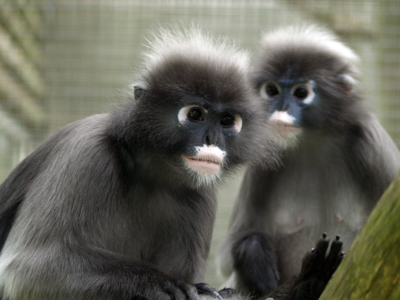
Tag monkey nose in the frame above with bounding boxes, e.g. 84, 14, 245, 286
205, 134, 218, 146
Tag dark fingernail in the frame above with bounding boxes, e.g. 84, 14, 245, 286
213, 291, 223, 300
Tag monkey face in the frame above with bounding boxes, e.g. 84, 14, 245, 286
131, 82, 261, 187
257, 78, 317, 146
253, 25, 360, 149
177, 104, 242, 179
126, 33, 270, 187
255, 68, 357, 149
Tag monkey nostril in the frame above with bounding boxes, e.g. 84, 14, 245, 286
277, 102, 289, 112
205, 135, 218, 146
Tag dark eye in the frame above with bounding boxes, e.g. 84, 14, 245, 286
293, 87, 308, 99
221, 114, 235, 127
266, 83, 279, 97
188, 107, 204, 122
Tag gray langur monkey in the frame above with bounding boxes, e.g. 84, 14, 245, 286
218, 24, 400, 298
0, 28, 275, 300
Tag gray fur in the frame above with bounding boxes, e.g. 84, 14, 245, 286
0, 28, 271, 300
218, 24, 400, 296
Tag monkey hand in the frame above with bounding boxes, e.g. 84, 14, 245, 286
289, 233, 344, 300
137, 272, 200, 300
139, 273, 224, 300
195, 283, 224, 300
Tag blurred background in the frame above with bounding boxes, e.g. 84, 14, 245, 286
0, 0, 399, 287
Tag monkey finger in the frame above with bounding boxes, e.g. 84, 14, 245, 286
195, 283, 223, 300
165, 287, 187, 300
315, 233, 330, 256
151, 285, 183, 300
156, 280, 184, 300
315, 233, 330, 273
175, 280, 201, 300
297, 247, 319, 279
323, 235, 343, 280
331, 252, 345, 275
216, 288, 237, 299
155, 279, 199, 300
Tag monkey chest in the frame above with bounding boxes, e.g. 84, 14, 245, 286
263, 166, 369, 239
124, 189, 215, 282
261, 167, 370, 280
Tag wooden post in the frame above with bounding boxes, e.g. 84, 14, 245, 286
320, 171, 400, 299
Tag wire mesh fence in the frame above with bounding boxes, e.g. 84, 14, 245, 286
0, 0, 399, 287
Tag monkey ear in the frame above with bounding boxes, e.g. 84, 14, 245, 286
337, 74, 356, 97
133, 83, 148, 100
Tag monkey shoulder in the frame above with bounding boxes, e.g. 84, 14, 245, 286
0, 114, 119, 205
6, 114, 131, 213
343, 114, 400, 199
45, 114, 124, 173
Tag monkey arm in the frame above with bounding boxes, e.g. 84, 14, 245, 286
345, 114, 400, 203
0, 121, 77, 252
218, 169, 279, 297
265, 234, 344, 300
216, 235, 344, 300
0, 153, 47, 252
0, 242, 201, 300
232, 231, 279, 297
0, 115, 205, 300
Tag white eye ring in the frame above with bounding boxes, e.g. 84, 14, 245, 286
177, 105, 242, 133
178, 105, 208, 125
233, 114, 242, 133
259, 81, 281, 100
291, 81, 315, 105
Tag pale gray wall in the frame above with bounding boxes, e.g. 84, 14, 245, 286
1, 0, 399, 287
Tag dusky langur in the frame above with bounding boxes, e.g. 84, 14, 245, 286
221, 233, 344, 300
0, 28, 274, 300
264, 233, 344, 300
218, 24, 400, 297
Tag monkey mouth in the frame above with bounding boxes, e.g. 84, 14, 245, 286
270, 120, 301, 139
183, 155, 222, 175
270, 119, 299, 128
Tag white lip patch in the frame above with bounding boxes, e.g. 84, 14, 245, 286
183, 145, 226, 175
269, 111, 296, 125
269, 110, 301, 144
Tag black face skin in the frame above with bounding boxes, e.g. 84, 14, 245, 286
218, 25, 400, 298
252, 46, 358, 134
257, 78, 317, 127
0, 29, 273, 300
115, 55, 267, 188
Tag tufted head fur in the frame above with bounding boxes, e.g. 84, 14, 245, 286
252, 24, 364, 135
111, 27, 277, 187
